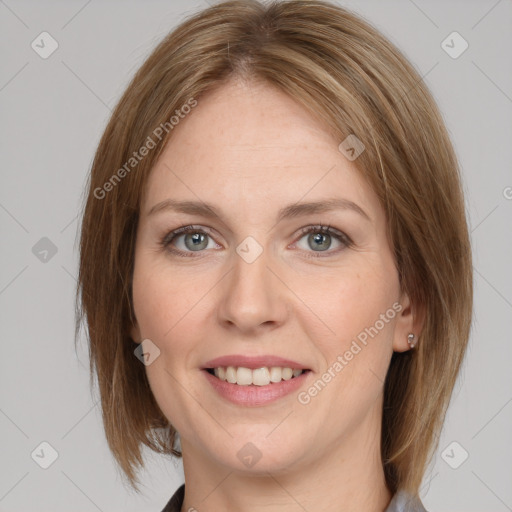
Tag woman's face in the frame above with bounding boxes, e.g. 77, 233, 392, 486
130, 78, 415, 474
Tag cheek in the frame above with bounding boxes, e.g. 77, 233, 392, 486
131, 256, 203, 427
132, 253, 206, 340
131, 253, 218, 402
295, 260, 399, 369
306, 265, 397, 329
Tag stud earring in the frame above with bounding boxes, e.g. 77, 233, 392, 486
407, 333, 416, 348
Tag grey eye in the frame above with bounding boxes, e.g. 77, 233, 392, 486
183, 232, 210, 251
307, 232, 332, 251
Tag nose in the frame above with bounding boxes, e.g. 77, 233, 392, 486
216, 242, 289, 334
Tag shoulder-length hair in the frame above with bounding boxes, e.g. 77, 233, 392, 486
76, 0, 473, 496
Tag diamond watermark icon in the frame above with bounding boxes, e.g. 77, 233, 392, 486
441, 441, 469, 469
441, 31, 468, 59
338, 134, 365, 161
237, 442, 262, 468
31, 31, 59, 59
134, 338, 161, 366
236, 236, 263, 264
32, 237, 58, 263
31, 441, 59, 469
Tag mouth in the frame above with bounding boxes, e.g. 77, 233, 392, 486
204, 366, 312, 386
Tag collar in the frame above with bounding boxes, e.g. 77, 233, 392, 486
160, 484, 429, 512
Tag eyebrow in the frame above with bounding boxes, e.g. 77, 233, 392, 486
147, 197, 371, 223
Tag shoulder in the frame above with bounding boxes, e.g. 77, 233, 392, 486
160, 483, 185, 512
386, 489, 429, 512
160, 484, 429, 512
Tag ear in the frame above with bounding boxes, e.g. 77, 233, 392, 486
130, 322, 142, 344
393, 290, 425, 353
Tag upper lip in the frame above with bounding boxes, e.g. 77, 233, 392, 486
202, 355, 310, 370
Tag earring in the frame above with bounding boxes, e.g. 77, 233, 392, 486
407, 333, 416, 348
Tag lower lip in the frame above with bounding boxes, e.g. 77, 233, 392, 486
202, 369, 311, 406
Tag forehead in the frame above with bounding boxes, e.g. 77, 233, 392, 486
142, 79, 380, 221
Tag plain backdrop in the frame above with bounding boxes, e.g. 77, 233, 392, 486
1, 1, 511, 511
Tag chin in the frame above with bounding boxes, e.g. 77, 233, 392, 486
206, 432, 308, 474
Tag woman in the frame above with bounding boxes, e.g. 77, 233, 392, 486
76, 1, 473, 510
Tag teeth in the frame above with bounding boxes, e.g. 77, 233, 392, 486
225, 366, 237, 384
269, 367, 282, 383
211, 366, 305, 386
282, 367, 293, 380
253, 367, 270, 386
236, 367, 253, 386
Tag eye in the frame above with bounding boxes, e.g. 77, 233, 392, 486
160, 225, 219, 257
293, 224, 352, 257
160, 223, 352, 258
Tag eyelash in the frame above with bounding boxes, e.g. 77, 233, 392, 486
160, 224, 353, 258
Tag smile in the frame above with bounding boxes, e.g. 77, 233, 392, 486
206, 366, 307, 386
202, 367, 312, 406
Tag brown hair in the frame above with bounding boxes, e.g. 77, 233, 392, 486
76, 0, 473, 496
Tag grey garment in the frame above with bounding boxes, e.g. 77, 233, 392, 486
386, 489, 429, 512
160, 484, 429, 512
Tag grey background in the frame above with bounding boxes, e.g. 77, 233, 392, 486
1, 0, 511, 510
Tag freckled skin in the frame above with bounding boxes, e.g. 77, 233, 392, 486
130, 78, 420, 512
